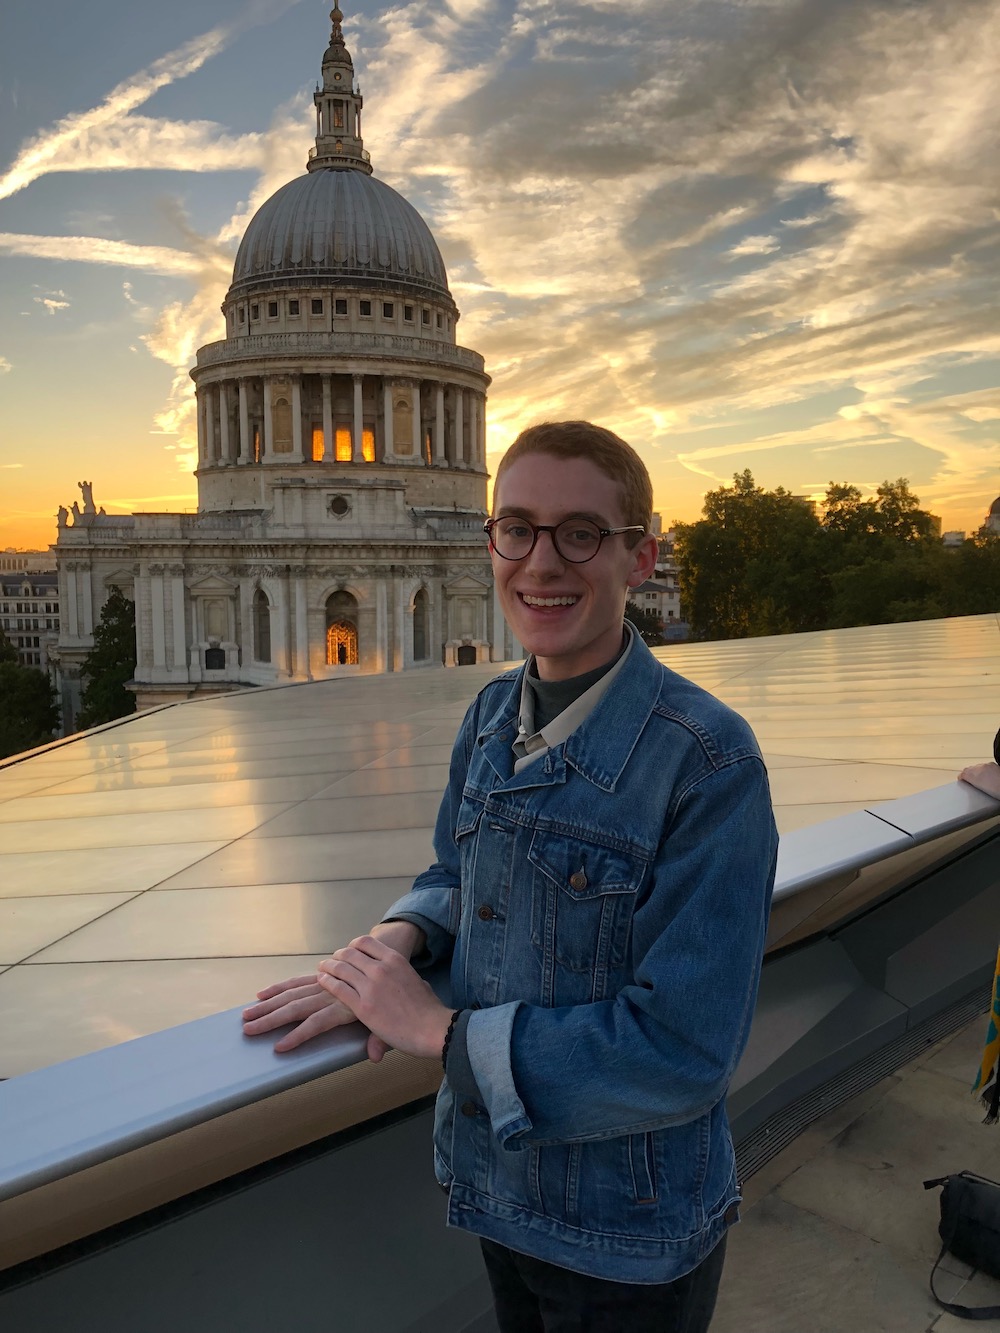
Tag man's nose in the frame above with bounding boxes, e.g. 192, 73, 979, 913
525, 528, 565, 572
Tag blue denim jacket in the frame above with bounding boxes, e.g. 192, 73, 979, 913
384, 632, 778, 1283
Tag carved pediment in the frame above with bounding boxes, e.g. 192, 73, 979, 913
444, 573, 490, 596
188, 573, 238, 597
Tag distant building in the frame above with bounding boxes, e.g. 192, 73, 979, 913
632, 578, 682, 629
0, 571, 60, 675
987, 496, 1000, 536
941, 531, 966, 548
52, 8, 515, 729
0, 550, 56, 574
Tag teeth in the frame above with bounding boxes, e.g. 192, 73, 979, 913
522, 595, 579, 607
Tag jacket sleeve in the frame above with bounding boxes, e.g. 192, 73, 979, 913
462, 754, 778, 1148
380, 692, 481, 968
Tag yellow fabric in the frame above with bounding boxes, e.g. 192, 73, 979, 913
973, 945, 1000, 1093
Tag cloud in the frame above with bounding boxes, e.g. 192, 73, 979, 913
0, 231, 216, 275
0, 462, 22, 468
32, 288, 71, 315
0, 356, 11, 374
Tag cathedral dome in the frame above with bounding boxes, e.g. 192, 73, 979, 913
990, 495, 1000, 516
229, 169, 451, 305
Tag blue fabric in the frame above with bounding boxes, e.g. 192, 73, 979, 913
383, 631, 778, 1283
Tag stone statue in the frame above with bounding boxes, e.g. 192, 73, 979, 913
57, 505, 69, 527
78, 480, 96, 513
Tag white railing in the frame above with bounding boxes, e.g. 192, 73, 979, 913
196, 332, 485, 372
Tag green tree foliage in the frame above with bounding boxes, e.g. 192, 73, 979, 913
0, 629, 61, 759
675, 472, 986, 641
78, 588, 137, 728
625, 599, 664, 646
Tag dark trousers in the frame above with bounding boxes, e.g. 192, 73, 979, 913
480, 1233, 727, 1333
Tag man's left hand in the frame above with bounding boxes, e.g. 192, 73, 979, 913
959, 762, 1000, 800
317, 936, 452, 1062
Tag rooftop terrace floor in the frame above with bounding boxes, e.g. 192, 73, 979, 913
714, 1013, 1000, 1333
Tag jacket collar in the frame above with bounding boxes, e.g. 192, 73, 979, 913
476, 626, 661, 792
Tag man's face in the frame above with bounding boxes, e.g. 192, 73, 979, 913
490, 453, 657, 681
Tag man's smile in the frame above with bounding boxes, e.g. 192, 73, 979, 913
518, 593, 581, 608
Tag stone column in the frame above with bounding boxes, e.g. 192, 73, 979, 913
262, 379, 274, 461
205, 386, 216, 463
196, 392, 206, 467
291, 377, 304, 462
238, 380, 250, 464
66, 564, 79, 638
453, 387, 464, 465
323, 375, 334, 462
353, 375, 365, 462
219, 383, 232, 463
170, 568, 186, 669
477, 393, 486, 465
412, 382, 422, 459
150, 566, 166, 669
382, 380, 395, 460
80, 567, 94, 637
294, 572, 310, 680
435, 384, 446, 462
393, 577, 406, 672
375, 578, 388, 673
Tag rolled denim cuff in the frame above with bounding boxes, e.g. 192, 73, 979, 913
465, 1002, 533, 1149
444, 1010, 482, 1099
382, 885, 458, 966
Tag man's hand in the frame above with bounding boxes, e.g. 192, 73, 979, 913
959, 762, 1000, 800
241, 975, 382, 1055
317, 936, 452, 1063
241, 920, 426, 1056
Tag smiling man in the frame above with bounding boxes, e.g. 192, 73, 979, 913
243, 421, 778, 1332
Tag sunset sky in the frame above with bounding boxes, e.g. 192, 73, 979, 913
1, 0, 998, 550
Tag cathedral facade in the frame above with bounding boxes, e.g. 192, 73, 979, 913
52, 7, 518, 725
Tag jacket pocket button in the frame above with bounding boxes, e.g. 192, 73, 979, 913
461, 1101, 479, 1117
477, 904, 495, 921
569, 871, 588, 891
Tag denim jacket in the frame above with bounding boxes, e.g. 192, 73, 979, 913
384, 632, 778, 1283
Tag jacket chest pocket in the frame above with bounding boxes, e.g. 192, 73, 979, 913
528, 831, 644, 974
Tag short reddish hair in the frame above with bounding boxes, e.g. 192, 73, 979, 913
495, 421, 653, 533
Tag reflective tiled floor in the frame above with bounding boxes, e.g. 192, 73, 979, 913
0, 613, 997, 1078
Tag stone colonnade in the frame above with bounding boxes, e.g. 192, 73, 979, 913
196, 372, 486, 469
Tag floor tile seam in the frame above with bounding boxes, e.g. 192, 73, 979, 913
19, 949, 325, 965
3, 890, 148, 968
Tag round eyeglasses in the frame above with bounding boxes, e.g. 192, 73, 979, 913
483, 517, 646, 564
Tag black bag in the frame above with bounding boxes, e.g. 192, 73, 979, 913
924, 1171, 1000, 1320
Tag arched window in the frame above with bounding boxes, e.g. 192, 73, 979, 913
253, 589, 271, 663
326, 591, 359, 666
413, 589, 429, 661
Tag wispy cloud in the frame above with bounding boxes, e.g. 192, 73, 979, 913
0, 232, 215, 275
0, 356, 11, 374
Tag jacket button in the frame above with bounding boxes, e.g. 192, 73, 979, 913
569, 871, 588, 891
461, 1101, 479, 1117
477, 904, 495, 921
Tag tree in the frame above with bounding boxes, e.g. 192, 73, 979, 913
78, 588, 137, 728
674, 471, 828, 640
0, 629, 60, 759
625, 600, 664, 646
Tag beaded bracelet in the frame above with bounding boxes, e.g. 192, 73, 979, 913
441, 1008, 463, 1072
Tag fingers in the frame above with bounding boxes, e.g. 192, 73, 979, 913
272, 1004, 358, 1053
367, 1034, 391, 1063
254, 973, 322, 1001
242, 982, 323, 1022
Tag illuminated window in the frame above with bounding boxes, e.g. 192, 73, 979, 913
333, 102, 344, 128
326, 591, 359, 666
424, 427, 433, 465
253, 426, 261, 462
335, 427, 353, 462
311, 426, 325, 461
327, 622, 358, 665
362, 428, 375, 462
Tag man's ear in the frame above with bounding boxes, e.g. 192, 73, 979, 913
626, 533, 659, 589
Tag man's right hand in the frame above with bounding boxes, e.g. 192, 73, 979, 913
242, 975, 368, 1053
241, 921, 425, 1055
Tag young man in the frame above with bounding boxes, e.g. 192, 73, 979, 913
243, 421, 778, 1332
